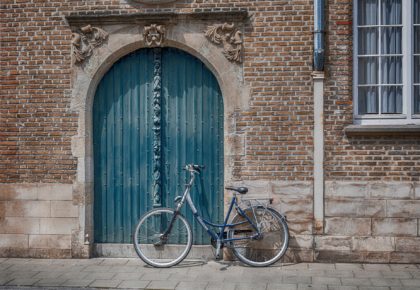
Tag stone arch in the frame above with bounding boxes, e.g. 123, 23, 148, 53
70, 23, 250, 257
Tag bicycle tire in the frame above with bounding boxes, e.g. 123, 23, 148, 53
133, 208, 193, 268
228, 206, 289, 267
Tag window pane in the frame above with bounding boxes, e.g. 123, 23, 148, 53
359, 87, 379, 114
415, 56, 420, 84
414, 85, 420, 114
358, 57, 378, 84
381, 56, 402, 84
358, 0, 378, 25
415, 27, 420, 54
381, 27, 402, 54
359, 28, 379, 55
381, 0, 402, 25
414, 0, 420, 24
381, 86, 402, 113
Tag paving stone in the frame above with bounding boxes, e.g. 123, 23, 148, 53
100, 258, 130, 265
312, 277, 341, 285
205, 281, 237, 290
33, 278, 67, 286
58, 271, 88, 280
401, 279, 420, 287
6, 278, 40, 286
341, 278, 372, 286
0, 277, 14, 285
381, 271, 413, 279
84, 272, 117, 280
370, 278, 402, 286
298, 284, 328, 290
60, 279, 95, 287
322, 270, 353, 278
32, 271, 65, 279
175, 281, 208, 290
146, 280, 178, 290
141, 273, 171, 281
89, 279, 122, 288
390, 287, 420, 290
169, 274, 198, 282
335, 263, 364, 270
233, 282, 268, 290
267, 283, 297, 290
118, 280, 150, 289
283, 275, 312, 284
113, 272, 145, 280
358, 287, 390, 290
326, 286, 358, 290
362, 264, 391, 271
353, 271, 383, 278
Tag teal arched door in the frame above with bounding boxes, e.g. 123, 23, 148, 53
93, 48, 224, 245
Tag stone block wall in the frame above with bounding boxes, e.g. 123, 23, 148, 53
0, 184, 78, 258
315, 182, 420, 263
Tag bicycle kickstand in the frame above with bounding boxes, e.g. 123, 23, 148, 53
215, 239, 223, 260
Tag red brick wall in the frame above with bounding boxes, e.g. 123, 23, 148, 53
0, 0, 315, 183
324, 0, 420, 182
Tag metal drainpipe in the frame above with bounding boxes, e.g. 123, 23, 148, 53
313, 0, 325, 236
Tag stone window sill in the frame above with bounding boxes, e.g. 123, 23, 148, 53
344, 125, 420, 136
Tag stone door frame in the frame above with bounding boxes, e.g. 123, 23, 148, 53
68, 17, 250, 257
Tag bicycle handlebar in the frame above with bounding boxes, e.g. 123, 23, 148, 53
184, 164, 206, 173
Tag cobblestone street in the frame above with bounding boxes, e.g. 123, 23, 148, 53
0, 258, 419, 290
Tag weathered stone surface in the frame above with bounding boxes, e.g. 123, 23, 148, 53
37, 184, 73, 201
387, 200, 420, 217
325, 217, 371, 236
0, 234, 28, 248
315, 250, 365, 263
352, 237, 395, 252
0, 184, 38, 201
272, 182, 313, 199
390, 251, 420, 263
325, 181, 368, 199
287, 218, 313, 235
395, 237, 420, 252
29, 234, 72, 249
325, 199, 386, 217
415, 183, 420, 199
225, 135, 245, 156
5, 201, 50, 218
289, 235, 313, 249
0, 217, 40, 234
274, 198, 313, 219
50, 201, 78, 218
369, 183, 413, 199
39, 218, 78, 235
372, 218, 417, 236
315, 236, 352, 251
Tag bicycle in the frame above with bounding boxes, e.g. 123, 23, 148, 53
133, 164, 289, 267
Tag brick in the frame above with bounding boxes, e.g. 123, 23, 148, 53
325, 200, 386, 218
387, 201, 420, 218
372, 218, 417, 237
50, 201, 78, 218
0, 234, 28, 248
39, 218, 78, 235
325, 217, 371, 236
352, 237, 395, 252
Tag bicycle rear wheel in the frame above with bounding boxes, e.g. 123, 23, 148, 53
228, 206, 289, 267
133, 208, 192, 268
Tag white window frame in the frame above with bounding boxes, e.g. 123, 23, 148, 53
353, 0, 420, 125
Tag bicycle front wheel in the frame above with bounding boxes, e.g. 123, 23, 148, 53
133, 208, 193, 268
228, 206, 289, 267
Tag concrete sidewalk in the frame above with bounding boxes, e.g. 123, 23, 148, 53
0, 258, 419, 290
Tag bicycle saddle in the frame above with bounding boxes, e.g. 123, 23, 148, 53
225, 186, 248, 194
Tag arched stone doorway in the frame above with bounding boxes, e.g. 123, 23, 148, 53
92, 47, 224, 245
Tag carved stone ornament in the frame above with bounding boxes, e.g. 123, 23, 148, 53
71, 25, 108, 64
143, 24, 166, 47
205, 23, 243, 63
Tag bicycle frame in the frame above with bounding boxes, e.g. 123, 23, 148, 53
173, 170, 260, 245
